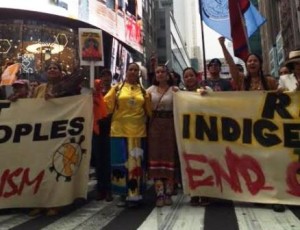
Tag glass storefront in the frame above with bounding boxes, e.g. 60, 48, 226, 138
0, 19, 79, 81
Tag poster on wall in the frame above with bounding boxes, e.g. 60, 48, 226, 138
78, 28, 104, 66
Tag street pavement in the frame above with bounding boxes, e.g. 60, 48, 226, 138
0, 177, 300, 230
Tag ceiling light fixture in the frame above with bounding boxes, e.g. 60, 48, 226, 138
26, 42, 64, 54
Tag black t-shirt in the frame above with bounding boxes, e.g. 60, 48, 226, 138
200, 78, 232, 91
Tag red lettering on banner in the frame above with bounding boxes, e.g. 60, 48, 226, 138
286, 162, 300, 196
0, 168, 44, 198
184, 154, 214, 189
183, 147, 273, 195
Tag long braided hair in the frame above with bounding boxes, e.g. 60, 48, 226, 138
114, 62, 146, 110
244, 53, 269, 91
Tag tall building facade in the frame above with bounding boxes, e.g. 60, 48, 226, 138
173, 0, 203, 71
259, 0, 300, 77
154, 0, 203, 73
152, 0, 191, 75
155, 7, 191, 73
142, 0, 157, 65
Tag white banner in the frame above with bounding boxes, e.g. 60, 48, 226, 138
0, 94, 93, 209
174, 91, 300, 205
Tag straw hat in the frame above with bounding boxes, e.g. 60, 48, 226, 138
285, 50, 300, 66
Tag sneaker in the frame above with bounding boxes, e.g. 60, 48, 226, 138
116, 196, 126, 207
164, 196, 173, 206
127, 201, 140, 208
199, 197, 211, 206
272, 204, 285, 212
105, 192, 113, 202
28, 208, 43, 216
190, 196, 200, 206
96, 191, 105, 201
46, 208, 59, 216
156, 196, 164, 207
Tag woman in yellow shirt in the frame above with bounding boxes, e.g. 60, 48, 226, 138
104, 62, 151, 207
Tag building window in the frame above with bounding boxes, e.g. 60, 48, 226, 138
157, 37, 166, 48
159, 19, 165, 30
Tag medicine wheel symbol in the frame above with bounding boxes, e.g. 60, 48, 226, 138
49, 135, 86, 182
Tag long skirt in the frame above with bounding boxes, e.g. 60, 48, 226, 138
147, 116, 176, 181
111, 137, 146, 201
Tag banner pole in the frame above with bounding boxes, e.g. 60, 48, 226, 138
199, 0, 207, 80
90, 61, 95, 89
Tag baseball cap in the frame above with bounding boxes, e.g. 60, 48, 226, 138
12, 80, 26, 86
208, 58, 222, 67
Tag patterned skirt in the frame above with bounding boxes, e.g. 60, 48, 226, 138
110, 137, 146, 201
147, 114, 176, 181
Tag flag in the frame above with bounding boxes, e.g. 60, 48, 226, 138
229, 0, 249, 61
200, 0, 266, 59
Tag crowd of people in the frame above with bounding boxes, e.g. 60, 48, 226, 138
0, 61, 83, 216
1, 36, 300, 216
93, 37, 300, 213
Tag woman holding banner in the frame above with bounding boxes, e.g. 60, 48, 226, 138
219, 36, 277, 91
181, 67, 213, 206
219, 38, 285, 212
29, 62, 82, 216
146, 64, 178, 207
104, 62, 151, 207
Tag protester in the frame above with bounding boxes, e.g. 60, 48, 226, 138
169, 70, 181, 87
92, 69, 113, 202
104, 62, 151, 207
7, 79, 30, 101
32, 62, 82, 99
231, 53, 277, 91
226, 52, 283, 211
182, 67, 202, 92
218, 36, 245, 90
29, 61, 82, 216
168, 69, 184, 192
278, 49, 300, 92
278, 65, 290, 76
146, 64, 178, 207
200, 57, 232, 91
185, 56, 232, 206
218, 38, 281, 210
29, 80, 40, 97
181, 67, 212, 206
147, 54, 158, 86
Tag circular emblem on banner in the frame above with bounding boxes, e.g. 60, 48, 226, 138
49, 136, 86, 182
202, 0, 229, 21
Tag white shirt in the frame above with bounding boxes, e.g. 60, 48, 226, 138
278, 73, 298, 92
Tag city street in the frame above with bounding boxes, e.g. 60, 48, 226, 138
0, 177, 300, 230
0, 1, 300, 230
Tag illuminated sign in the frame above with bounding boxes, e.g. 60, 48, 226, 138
0, 0, 143, 53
